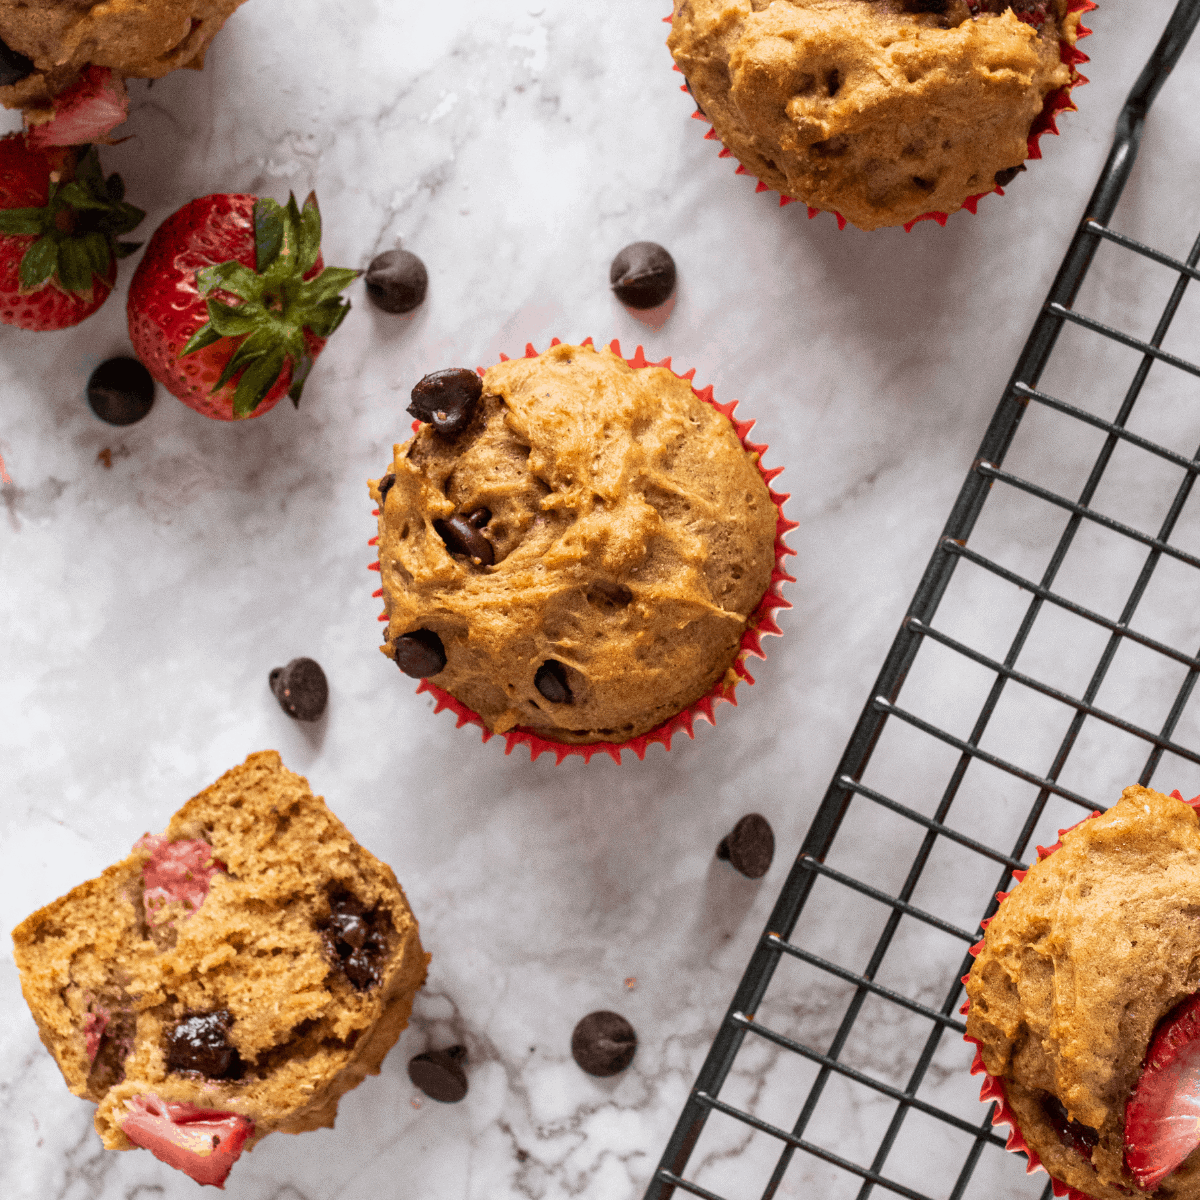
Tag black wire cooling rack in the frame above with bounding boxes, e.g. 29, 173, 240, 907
647, 3, 1200, 1197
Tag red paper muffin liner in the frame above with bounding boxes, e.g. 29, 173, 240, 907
960, 789, 1200, 1199
665, 1, 1096, 232
368, 336, 796, 764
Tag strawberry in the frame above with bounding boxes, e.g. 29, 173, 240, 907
1125, 992, 1200, 1191
120, 1093, 254, 1188
0, 134, 143, 330
127, 191, 358, 421
26, 67, 130, 150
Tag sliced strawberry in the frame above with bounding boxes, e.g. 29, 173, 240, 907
26, 67, 130, 149
83, 1007, 109, 1061
135, 834, 225, 917
120, 1093, 253, 1188
1125, 992, 1200, 1191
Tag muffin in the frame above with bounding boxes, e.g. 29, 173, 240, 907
668, 0, 1093, 231
964, 786, 1200, 1200
0, 0, 249, 124
370, 340, 783, 748
12, 751, 428, 1187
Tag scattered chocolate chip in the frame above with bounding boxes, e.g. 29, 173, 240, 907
571, 1011, 637, 1077
1042, 1093, 1099, 1160
408, 1045, 468, 1102
466, 507, 491, 528
166, 1011, 242, 1080
408, 368, 483, 437
365, 248, 428, 314
716, 813, 775, 880
320, 892, 391, 991
394, 629, 446, 678
609, 242, 676, 310
86, 357, 155, 426
902, 0, 948, 11
535, 660, 573, 705
0, 37, 33, 88
435, 513, 494, 565
994, 164, 1027, 188
269, 657, 328, 721
586, 580, 633, 608
376, 472, 396, 504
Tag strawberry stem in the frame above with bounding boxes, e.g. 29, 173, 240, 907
180, 192, 359, 417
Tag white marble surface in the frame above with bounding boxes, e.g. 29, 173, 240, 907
4, 1, 1200, 1197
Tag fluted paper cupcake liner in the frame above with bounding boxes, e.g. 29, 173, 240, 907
666, 1, 1095, 232
960, 789, 1200, 1199
369, 336, 795, 765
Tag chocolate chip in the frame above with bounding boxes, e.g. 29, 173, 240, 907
394, 629, 446, 677
716, 813, 775, 879
365, 249, 428, 314
466, 507, 491, 528
408, 368, 483, 437
86, 357, 154, 426
535, 660, 573, 705
571, 1011, 637, 1077
610, 242, 676, 310
1042, 1093, 1099, 1160
376, 472, 396, 504
435, 514, 494, 565
408, 1045, 468, 1102
320, 892, 390, 991
0, 37, 34, 88
166, 1011, 242, 1080
269, 657, 328, 721
994, 164, 1027, 188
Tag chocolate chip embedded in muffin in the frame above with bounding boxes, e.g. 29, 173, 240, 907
0, 37, 33, 88
534, 660, 573, 705
319, 891, 393, 991
571, 1011, 637, 1077
269, 657, 329, 721
365, 249, 428, 314
434, 512, 494, 565
610, 242, 676, 310
393, 630, 447, 678
716, 813, 775, 879
408, 1045, 468, 1102
407, 368, 483, 437
166, 1010, 242, 1080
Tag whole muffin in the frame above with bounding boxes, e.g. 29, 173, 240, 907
12, 751, 428, 1187
371, 342, 780, 746
965, 786, 1200, 1200
668, 0, 1090, 231
0, 0, 248, 113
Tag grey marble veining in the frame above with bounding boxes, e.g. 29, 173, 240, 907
3, 0, 1200, 1197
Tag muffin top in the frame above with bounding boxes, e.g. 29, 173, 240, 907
372, 343, 779, 745
965, 786, 1200, 1199
669, 0, 1083, 230
0, 0, 249, 110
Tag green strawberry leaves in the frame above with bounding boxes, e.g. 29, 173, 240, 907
181, 191, 359, 418
0, 145, 144, 297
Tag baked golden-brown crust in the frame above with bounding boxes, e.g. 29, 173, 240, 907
372, 343, 778, 744
668, 0, 1084, 231
12, 751, 428, 1155
0, 0, 249, 112
965, 786, 1200, 1199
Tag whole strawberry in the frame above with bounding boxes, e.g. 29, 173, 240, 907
0, 134, 143, 330
127, 192, 358, 421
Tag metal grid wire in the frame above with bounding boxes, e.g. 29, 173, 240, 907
646, 3, 1200, 1197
